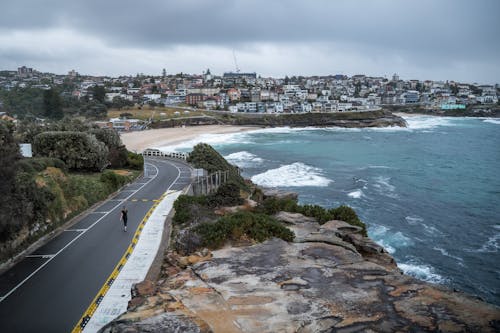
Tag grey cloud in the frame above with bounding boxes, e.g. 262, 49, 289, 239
0, 0, 499, 82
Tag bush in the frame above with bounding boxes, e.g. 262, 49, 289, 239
16, 157, 67, 173
187, 143, 247, 190
33, 131, 109, 171
173, 195, 208, 225
207, 182, 244, 208
127, 151, 144, 170
259, 197, 299, 215
195, 211, 294, 249
329, 205, 367, 236
258, 197, 366, 235
90, 128, 128, 168
100, 170, 129, 192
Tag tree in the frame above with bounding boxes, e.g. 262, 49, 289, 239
34, 131, 109, 171
43, 89, 63, 119
0, 121, 22, 240
354, 82, 362, 98
92, 85, 106, 103
90, 128, 128, 168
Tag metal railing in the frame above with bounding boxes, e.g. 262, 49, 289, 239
190, 170, 229, 196
142, 148, 190, 161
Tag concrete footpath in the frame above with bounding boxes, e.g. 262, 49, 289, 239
81, 189, 182, 333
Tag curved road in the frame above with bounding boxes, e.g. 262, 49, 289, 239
0, 157, 191, 333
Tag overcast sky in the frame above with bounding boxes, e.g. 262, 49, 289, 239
0, 0, 499, 83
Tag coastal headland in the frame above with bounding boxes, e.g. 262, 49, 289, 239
122, 110, 407, 152
99, 141, 500, 332
102, 216, 500, 332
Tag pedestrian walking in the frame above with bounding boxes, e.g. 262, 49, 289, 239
120, 206, 128, 231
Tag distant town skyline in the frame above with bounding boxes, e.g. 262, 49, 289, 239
1, 0, 499, 84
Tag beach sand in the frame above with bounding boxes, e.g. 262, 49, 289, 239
120, 125, 259, 152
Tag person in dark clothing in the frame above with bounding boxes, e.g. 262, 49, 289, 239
120, 207, 128, 231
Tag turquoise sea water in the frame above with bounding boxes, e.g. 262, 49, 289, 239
165, 116, 500, 305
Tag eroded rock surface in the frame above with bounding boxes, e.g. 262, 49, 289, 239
101, 213, 500, 333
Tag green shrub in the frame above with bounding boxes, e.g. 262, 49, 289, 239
259, 197, 299, 215
33, 131, 108, 171
207, 182, 244, 208
90, 128, 128, 168
329, 205, 367, 236
300, 204, 333, 224
127, 151, 144, 170
195, 211, 294, 249
65, 174, 109, 206
173, 194, 208, 225
16, 157, 67, 173
187, 143, 247, 190
258, 197, 366, 236
100, 170, 128, 192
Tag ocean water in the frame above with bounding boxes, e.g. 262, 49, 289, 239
164, 116, 500, 305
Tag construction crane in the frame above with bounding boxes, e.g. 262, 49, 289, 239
232, 49, 241, 73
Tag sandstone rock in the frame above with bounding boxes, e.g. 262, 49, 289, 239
105, 209, 499, 332
99, 311, 213, 333
261, 188, 298, 201
131, 280, 156, 299
274, 211, 316, 225
320, 219, 363, 235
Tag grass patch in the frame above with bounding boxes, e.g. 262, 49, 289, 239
108, 106, 206, 120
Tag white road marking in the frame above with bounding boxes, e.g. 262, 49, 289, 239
65, 229, 87, 232
0, 162, 160, 304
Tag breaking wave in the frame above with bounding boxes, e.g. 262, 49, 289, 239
159, 132, 253, 151
373, 176, 398, 198
370, 225, 413, 254
398, 262, 446, 284
224, 151, 263, 168
250, 162, 332, 187
483, 119, 500, 125
347, 189, 364, 199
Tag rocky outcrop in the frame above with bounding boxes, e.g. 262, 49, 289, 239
226, 110, 408, 128
151, 110, 408, 129
100, 213, 500, 332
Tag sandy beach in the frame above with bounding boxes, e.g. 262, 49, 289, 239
120, 125, 259, 152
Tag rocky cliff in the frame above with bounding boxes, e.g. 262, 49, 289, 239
99, 211, 499, 332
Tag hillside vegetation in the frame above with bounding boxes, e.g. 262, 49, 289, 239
0, 119, 143, 264
171, 143, 366, 255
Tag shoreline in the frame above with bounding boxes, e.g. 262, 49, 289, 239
120, 125, 259, 152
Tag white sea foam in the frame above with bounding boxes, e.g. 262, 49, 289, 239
421, 223, 444, 236
370, 225, 412, 254
377, 239, 396, 254
368, 165, 393, 169
483, 119, 500, 125
405, 215, 424, 225
433, 247, 464, 264
224, 151, 263, 168
250, 162, 333, 187
476, 232, 500, 253
246, 126, 322, 134
398, 262, 446, 284
373, 176, 398, 198
348, 189, 364, 199
404, 116, 457, 130
159, 132, 253, 152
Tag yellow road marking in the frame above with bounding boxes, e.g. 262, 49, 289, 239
71, 192, 168, 333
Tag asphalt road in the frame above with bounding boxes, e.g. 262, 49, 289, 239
0, 157, 192, 333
